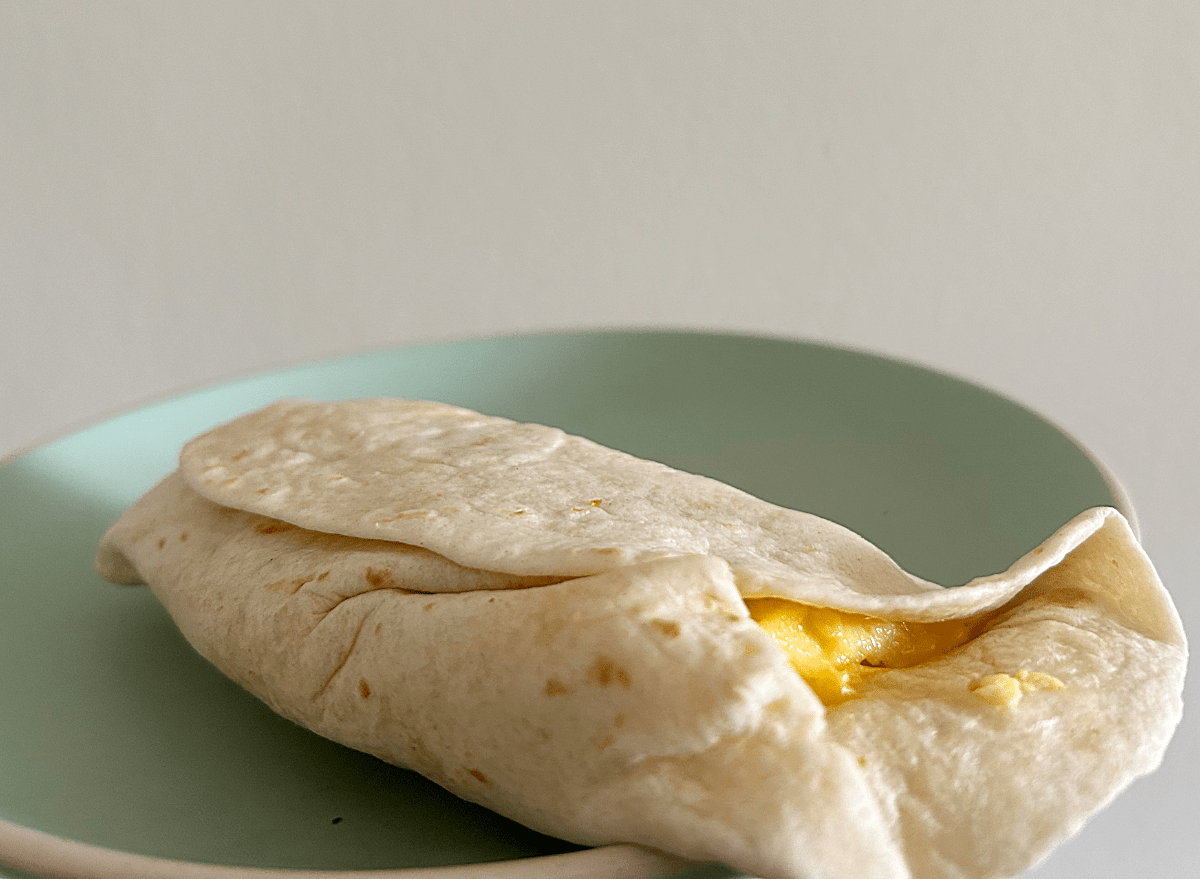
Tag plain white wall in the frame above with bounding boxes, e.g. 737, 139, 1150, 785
2, 4, 1197, 877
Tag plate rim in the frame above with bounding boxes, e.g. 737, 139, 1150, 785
0, 326, 1141, 540
0, 820, 686, 879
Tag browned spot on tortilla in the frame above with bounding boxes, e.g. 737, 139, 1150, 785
358, 679, 371, 699
1034, 547, 1044, 554
469, 769, 492, 785
257, 487, 270, 494
651, 619, 681, 638
742, 642, 761, 658
1039, 587, 1091, 610
254, 520, 293, 534
314, 612, 372, 698
178, 532, 188, 542
544, 677, 571, 697
317, 571, 330, 581
594, 734, 615, 751
374, 621, 383, 635
157, 537, 166, 550
231, 449, 250, 461
508, 509, 526, 515
220, 478, 238, 487
471, 436, 494, 446
364, 567, 396, 589
613, 713, 626, 728
424, 601, 436, 611
590, 499, 603, 507
858, 755, 867, 767
1073, 726, 1104, 753
266, 576, 311, 595
590, 657, 631, 688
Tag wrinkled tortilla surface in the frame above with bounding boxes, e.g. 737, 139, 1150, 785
99, 398, 1187, 879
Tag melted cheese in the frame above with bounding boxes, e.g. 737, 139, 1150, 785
745, 598, 989, 705
969, 669, 1066, 708
968, 673, 1024, 708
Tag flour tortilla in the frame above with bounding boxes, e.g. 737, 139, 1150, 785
98, 399, 1187, 879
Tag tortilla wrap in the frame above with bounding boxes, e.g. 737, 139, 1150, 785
97, 399, 1187, 879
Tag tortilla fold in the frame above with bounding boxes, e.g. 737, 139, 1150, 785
97, 399, 1187, 879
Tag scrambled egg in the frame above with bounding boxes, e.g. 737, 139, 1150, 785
745, 598, 991, 705
969, 669, 1066, 708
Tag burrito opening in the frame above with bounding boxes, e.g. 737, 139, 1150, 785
745, 598, 993, 706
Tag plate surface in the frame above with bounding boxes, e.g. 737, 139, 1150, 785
0, 330, 1122, 879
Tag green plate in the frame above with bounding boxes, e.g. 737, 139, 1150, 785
0, 330, 1124, 879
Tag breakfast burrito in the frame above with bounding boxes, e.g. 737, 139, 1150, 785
96, 398, 1187, 879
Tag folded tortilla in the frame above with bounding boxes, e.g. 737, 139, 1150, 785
97, 398, 1187, 879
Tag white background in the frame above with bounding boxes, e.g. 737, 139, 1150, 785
2, 3, 1196, 877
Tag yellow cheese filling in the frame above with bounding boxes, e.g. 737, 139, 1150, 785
969, 669, 1066, 708
745, 597, 991, 706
